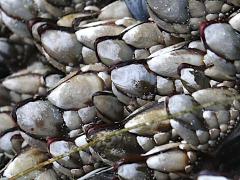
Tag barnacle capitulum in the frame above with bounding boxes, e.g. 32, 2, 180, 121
0, 0, 240, 180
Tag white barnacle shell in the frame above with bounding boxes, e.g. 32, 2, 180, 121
48, 73, 104, 110
2, 74, 43, 94
111, 64, 157, 98
75, 25, 124, 49
203, 23, 240, 61
41, 30, 82, 66
147, 49, 204, 78
16, 100, 64, 137
3, 148, 48, 179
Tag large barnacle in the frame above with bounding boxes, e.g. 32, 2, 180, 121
0, 0, 240, 180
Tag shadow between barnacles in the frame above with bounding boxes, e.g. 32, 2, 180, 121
9, 93, 240, 180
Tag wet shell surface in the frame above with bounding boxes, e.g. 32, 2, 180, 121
0, 1, 240, 180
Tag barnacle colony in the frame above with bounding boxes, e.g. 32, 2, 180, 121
0, 0, 240, 179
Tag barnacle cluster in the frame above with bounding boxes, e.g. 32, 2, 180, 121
0, 0, 240, 179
